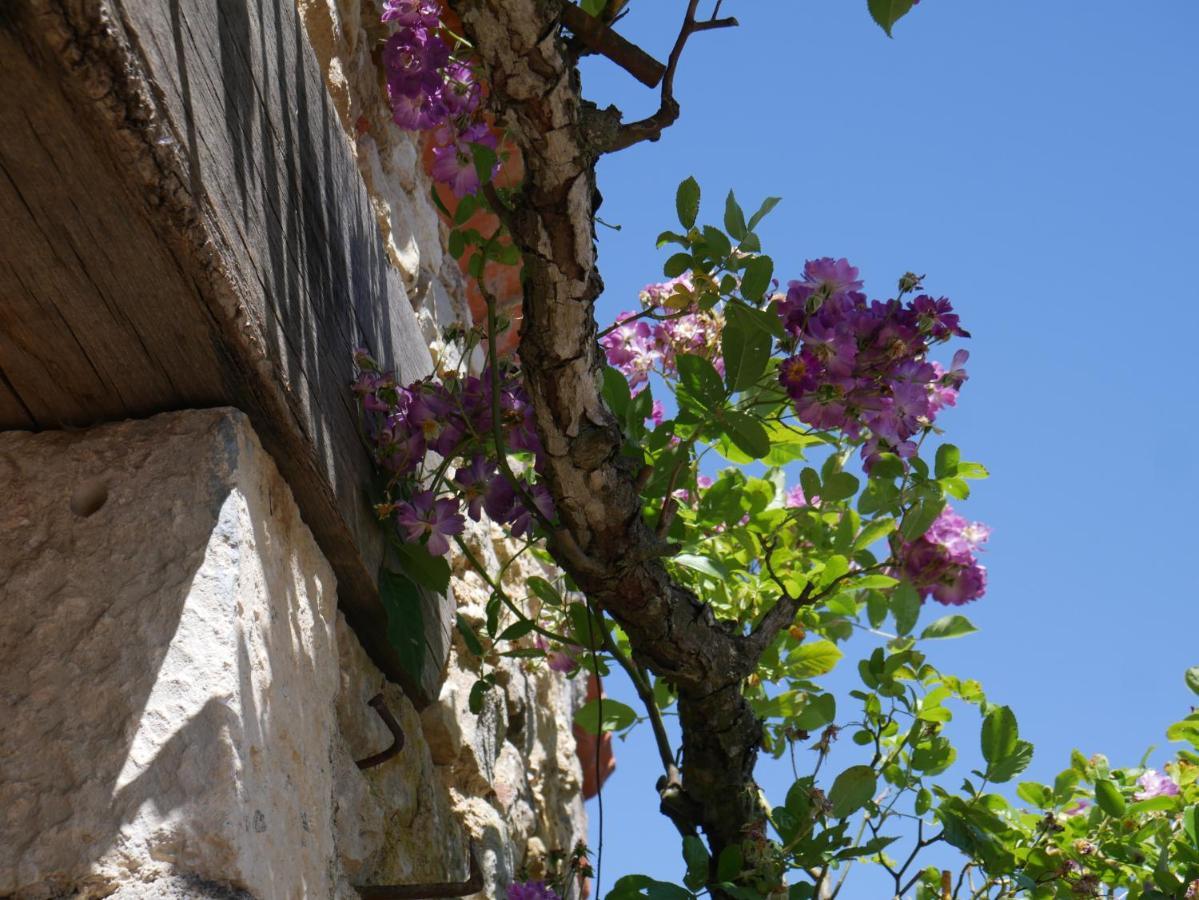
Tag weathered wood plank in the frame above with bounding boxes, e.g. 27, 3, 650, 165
0, 0, 447, 702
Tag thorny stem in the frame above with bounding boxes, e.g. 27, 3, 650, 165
600, 630, 677, 782
595, 304, 694, 340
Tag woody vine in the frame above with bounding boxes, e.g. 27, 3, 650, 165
353, 2, 1199, 898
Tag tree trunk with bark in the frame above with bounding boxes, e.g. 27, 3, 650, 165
448, 0, 790, 863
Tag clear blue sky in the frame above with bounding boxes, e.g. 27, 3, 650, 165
577, 1, 1199, 896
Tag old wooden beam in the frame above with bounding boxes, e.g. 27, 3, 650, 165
0, 0, 450, 703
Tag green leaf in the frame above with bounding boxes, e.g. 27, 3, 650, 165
602, 365, 633, 419
607, 875, 693, 900
453, 193, 478, 225
526, 575, 563, 607
915, 788, 932, 816
457, 613, 485, 658
957, 461, 990, 479
800, 467, 822, 503
1186, 666, 1199, 696
867, 0, 916, 37
981, 706, 1018, 765
674, 553, 731, 580
492, 243, 522, 266
497, 619, 536, 641
701, 225, 732, 261
789, 640, 843, 678
682, 835, 709, 890
855, 516, 896, 551
794, 693, 836, 730
820, 472, 860, 503
1016, 781, 1050, 808
890, 582, 921, 636
722, 303, 772, 391
723, 191, 747, 240
664, 251, 693, 278
1129, 795, 1178, 815
722, 410, 770, 460
715, 845, 742, 883
740, 255, 774, 302
390, 540, 451, 594
1184, 804, 1198, 846
746, 196, 782, 232
469, 141, 497, 187
935, 443, 960, 479
1166, 713, 1199, 745
568, 601, 608, 650
828, 765, 877, 818
900, 495, 946, 542
676, 176, 701, 229
921, 614, 977, 641
378, 569, 425, 682
853, 574, 898, 590
677, 353, 726, 404
579, 0, 605, 15
1094, 779, 1126, 818
574, 697, 638, 735
468, 678, 490, 714
987, 739, 1033, 783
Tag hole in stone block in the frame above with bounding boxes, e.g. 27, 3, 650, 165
70, 479, 109, 517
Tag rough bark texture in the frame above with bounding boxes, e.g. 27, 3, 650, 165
448, 0, 768, 858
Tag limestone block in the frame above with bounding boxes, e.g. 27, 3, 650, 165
0, 410, 339, 899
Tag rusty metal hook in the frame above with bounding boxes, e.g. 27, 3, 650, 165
355, 693, 405, 770
354, 839, 484, 899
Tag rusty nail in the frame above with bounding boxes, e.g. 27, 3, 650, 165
355, 693, 405, 770
355, 839, 484, 899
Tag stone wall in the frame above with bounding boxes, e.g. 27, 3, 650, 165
0, 409, 584, 898
1, 1, 587, 895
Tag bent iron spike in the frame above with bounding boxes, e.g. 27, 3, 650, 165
355, 693, 405, 770
355, 842, 484, 900
353, 694, 484, 899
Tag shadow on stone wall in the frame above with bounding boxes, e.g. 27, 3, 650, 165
0, 410, 339, 899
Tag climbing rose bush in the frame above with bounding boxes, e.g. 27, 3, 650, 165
356, 3, 1199, 897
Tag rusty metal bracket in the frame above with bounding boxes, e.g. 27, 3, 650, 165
354, 840, 484, 899
355, 693, 405, 770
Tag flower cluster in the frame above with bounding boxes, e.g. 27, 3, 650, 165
1133, 768, 1180, 801
601, 274, 724, 391
507, 882, 561, 900
353, 349, 554, 555
897, 505, 990, 605
776, 258, 968, 465
379, 1, 498, 196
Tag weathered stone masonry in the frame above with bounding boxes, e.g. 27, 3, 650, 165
0, 0, 586, 896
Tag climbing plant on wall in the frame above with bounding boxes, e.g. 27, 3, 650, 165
354, 2, 1199, 897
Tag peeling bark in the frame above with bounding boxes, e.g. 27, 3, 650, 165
449, 0, 772, 859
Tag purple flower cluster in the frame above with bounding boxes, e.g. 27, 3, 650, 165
506, 882, 561, 900
380, 2, 467, 130
776, 258, 968, 464
897, 505, 990, 605
601, 275, 724, 391
379, 1, 498, 196
353, 350, 555, 555
1133, 769, 1179, 800
430, 122, 499, 198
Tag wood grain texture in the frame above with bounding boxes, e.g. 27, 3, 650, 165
0, 0, 446, 703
